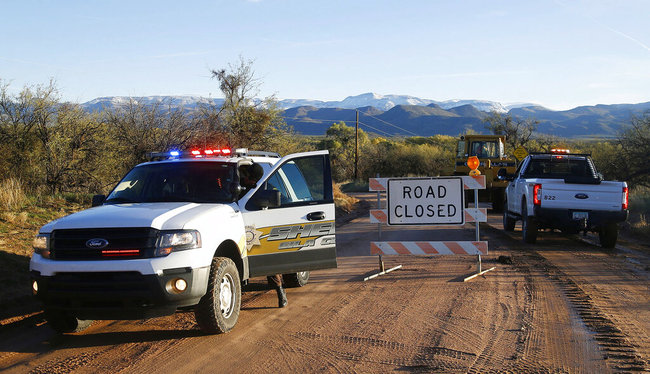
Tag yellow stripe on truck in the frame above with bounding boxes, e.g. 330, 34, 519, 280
247, 220, 335, 256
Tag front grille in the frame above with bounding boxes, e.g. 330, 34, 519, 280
44, 272, 159, 308
51, 228, 158, 260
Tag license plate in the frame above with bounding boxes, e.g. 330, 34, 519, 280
572, 211, 588, 220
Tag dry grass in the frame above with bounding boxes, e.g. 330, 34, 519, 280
0, 178, 28, 211
1, 211, 29, 226
333, 183, 359, 213
627, 187, 650, 237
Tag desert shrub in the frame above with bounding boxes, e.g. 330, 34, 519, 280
628, 187, 650, 237
0, 178, 28, 211
333, 183, 359, 213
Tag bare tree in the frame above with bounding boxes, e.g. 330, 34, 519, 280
484, 111, 538, 151
105, 99, 196, 175
0, 79, 58, 183
205, 57, 292, 151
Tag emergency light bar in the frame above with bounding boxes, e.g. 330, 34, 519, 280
147, 148, 281, 161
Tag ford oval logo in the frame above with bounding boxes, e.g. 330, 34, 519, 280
575, 193, 589, 199
86, 238, 109, 249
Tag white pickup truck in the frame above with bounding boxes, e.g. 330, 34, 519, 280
500, 151, 628, 247
30, 148, 337, 334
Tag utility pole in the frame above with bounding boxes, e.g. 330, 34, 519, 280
355, 110, 359, 180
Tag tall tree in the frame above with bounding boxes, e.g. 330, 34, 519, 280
320, 121, 368, 181
0, 79, 58, 184
207, 57, 292, 151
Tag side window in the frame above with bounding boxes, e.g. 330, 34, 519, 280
457, 141, 466, 158
266, 172, 291, 204
515, 158, 528, 178
248, 155, 331, 210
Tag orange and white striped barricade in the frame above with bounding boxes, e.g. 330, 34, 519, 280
366, 175, 495, 282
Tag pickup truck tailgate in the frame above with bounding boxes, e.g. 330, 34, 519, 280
539, 180, 623, 212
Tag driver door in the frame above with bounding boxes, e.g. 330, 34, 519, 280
240, 151, 337, 277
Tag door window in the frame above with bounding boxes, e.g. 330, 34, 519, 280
248, 155, 331, 210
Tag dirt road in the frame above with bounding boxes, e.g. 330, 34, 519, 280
1, 199, 648, 373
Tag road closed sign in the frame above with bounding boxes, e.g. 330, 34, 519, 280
387, 177, 464, 225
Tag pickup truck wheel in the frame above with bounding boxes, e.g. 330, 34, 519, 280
282, 271, 310, 288
599, 224, 618, 249
44, 310, 93, 334
195, 257, 241, 334
503, 202, 516, 232
521, 203, 538, 244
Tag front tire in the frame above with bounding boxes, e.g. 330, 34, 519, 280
195, 257, 241, 334
521, 202, 538, 244
283, 271, 310, 288
599, 224, 618, 249
44, 310, 93, 334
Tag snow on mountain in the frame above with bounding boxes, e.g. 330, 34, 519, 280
82, 95, 224, 111
277, 93, 507, 112
504, 102, 545, 111
81, 93, 509, 113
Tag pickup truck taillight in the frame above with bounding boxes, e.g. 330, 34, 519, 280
533, 184, 542, 206
622, 187, 628, 210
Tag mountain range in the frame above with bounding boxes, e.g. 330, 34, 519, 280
80, 93, 650, 138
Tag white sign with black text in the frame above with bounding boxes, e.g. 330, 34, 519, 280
387, 177, 465, 225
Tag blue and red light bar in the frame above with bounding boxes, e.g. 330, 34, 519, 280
171, 148, 232, 158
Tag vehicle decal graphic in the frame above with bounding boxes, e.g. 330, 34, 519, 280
245, 221, 335, 255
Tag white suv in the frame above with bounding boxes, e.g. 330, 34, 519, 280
30, 149, 337, 334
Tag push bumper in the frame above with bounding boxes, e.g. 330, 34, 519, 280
533, 207, 628, 233
30, 266, 209, 320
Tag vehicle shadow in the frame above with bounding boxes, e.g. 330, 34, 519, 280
0, 325, 206, 354
48, 329, 205, 349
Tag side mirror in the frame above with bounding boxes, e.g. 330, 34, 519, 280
497, 168, 515, 182
91, 194, 106, 207
251, 189, 281, 209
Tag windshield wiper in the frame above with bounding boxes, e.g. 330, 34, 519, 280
104, 197, 140, 204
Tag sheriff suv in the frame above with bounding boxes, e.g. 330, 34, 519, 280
30, 148, 337, 334
500, 150, 628, 248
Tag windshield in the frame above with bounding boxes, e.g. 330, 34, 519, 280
522, 157, 597, 179
469, 141, 498, 158
105, 162, 237, 204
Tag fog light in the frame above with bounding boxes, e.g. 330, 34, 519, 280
174, 278, 187, 292
166, 278, 187, 294
32, 280, 38, 295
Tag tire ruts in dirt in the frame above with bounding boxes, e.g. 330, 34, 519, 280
515, 251, 648, 372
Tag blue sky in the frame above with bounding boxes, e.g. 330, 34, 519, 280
1, 0, 649, 110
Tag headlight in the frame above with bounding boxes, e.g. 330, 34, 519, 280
33, 234, 51, 258
155, 230, 201, 257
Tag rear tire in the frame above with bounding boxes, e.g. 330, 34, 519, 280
503, 201, 516, 232
599, 224, 618, 249
521, 202, 537, 244
44, 310, 93, 334
195, 257, 241, 334
282, 271, 310, 288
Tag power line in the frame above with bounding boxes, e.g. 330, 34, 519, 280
358, 121, 394, 137
283, 112, 419, 137
359, 112, 419, 136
